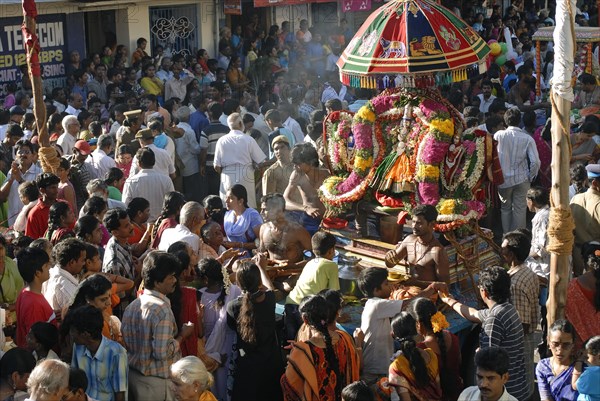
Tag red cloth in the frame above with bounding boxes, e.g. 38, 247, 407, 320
25, 201, 52, 239
417, 331, 463, 401
15, 289, 56, 347
179, 287, 201, 357
565, 279, 600, 344
151, 217, 178, 249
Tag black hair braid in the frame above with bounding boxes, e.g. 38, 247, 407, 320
300, 295, 342, 400
399, 337, 429, 388
316, 320, 342, 400
238, 291, 257, 344
217, 287, 226, 308
435, 330, 448, 369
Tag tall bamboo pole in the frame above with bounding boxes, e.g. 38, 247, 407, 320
547, 0, 576, 328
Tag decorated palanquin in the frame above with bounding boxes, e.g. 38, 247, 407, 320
319, 88, 502, 232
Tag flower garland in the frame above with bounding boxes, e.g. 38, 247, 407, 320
434, 198, 486, 232
440, 135, 486, 199
324, 111, 354, 175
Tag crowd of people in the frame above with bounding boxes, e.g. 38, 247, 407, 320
0, 0, 599, 401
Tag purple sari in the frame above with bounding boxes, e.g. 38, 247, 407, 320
535, 358, 579, 401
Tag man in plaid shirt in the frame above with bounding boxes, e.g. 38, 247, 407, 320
121, 251, 194, 401
501, 230, 539, 400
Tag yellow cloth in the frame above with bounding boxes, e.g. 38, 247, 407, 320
389, 348, 442, 401
199, 390, 218, 401
140, 77, 164, 96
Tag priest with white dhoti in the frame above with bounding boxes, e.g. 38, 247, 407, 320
213, 113, 267, 209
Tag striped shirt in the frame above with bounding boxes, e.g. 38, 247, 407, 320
508, 264, 539, 331
72, 336, 128, 401
201, 122, 229, 166
102, 238, 135, 281
121, 289, 181, 378
494, 126, 540, 189
478, 303, 529, 401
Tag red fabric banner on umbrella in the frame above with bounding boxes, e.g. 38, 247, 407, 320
343, 0, 372, 12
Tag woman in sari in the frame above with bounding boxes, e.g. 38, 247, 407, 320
44, 201, 75, 245
536, 319, 580, 401
151, 191, 186, 249
0, 235, 24, 327
570, 122, 599, 166
565, 243, 600, 345
389, 312, 442, 401
410, 298, 462, 401
223, 184, 263, 257
281, 294, 360, 401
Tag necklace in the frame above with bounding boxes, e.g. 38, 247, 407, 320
551, 357, 571, 377
412, 237, 433, 266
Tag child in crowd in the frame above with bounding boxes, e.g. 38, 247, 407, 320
14, 247, 55, 347
574, 335, 600, 401
342, 381, 375, 401
284, 231, 340, 341
356, 267, 404, 384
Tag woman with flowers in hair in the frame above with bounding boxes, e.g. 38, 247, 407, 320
389, 311, 442, 401
226, 255, 283, 401
410, 298, 462, 401
197, 257, 241, 400
281, 293, 360, 401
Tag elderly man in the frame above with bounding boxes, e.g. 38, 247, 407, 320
259, 193, 311, 267
214, 113, 267, 208
57, 115, 80, 155
571, 164, 600, 276
158, 201, 205, 254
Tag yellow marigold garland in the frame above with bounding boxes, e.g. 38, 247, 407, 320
431, 311, 449, 333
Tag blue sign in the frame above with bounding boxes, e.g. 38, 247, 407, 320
0, 13, 68, 99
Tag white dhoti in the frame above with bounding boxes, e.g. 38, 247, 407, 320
220, 164, 257, 208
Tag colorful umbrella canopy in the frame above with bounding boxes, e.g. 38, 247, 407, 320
337, 0, 490, 88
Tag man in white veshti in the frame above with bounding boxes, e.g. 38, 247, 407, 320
213, 113, 267, 209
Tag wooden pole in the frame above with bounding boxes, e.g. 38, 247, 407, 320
546, 0, 576, 328
547, 92, 572, 327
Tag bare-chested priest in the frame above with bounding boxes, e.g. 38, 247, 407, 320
384, 204, 450, 287
259, 193, 312, 268
284, 143, 329, 235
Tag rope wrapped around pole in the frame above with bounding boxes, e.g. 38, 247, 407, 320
21, 0, 60, 174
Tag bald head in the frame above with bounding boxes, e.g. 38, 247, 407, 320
227, 112, 244, 131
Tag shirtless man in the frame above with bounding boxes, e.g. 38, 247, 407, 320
284, 143, 329, 235
384, 204, 450, 287
259, 193, 312, 268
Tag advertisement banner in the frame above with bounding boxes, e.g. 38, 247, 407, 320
224, 0, 242, 14
0, 14, 68, 99
254, 0, 332, 8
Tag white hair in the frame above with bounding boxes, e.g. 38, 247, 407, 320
170, 356, 214, 391
227, 113, 243, 130
61, 115, 79, 133
180, 201, 204, 226
174, 106, 191, 123
27, 359, 69, 398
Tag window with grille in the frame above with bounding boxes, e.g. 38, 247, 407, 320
149, 5, 198, 57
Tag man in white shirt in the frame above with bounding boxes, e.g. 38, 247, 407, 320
494, 107, 540, 233
123, 148, 174, 222
130, 128, 175, 179
155, 57, 173, 82
214, 113, 267, 208
158, 201, 205, 254
164, 64, 194, 102
458, 347, 518, 401
477, 79, 497, 114
43, 238, 87, 311
86, 134, 116, 180
57, 115, 80, 156
51, 88, 67, 114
